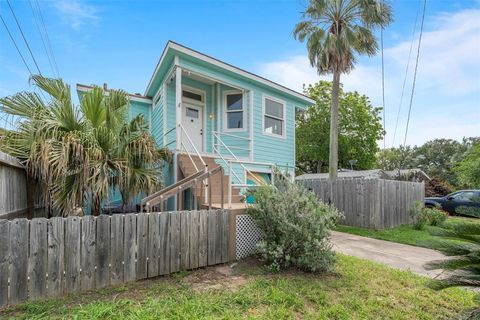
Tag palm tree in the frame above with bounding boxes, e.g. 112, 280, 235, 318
294, 0, 392, 179
0, 75, 169, 216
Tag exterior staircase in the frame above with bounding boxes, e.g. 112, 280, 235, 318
177, 154, 247, 213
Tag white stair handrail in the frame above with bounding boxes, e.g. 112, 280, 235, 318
213, 132, 264, 187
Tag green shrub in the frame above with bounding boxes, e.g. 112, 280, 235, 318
423, 207, 447, 226
410, 201, 428, 230
246, 181, 342, 272
410, 201, 448, 229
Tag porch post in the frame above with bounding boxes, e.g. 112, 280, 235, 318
174, 58, 182, 210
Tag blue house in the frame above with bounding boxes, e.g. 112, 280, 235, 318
77, 41, 313, 212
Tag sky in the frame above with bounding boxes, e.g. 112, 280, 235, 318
0, 0, 479, 147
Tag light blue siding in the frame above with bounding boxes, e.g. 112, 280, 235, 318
148, 49, 309, 188
151, 86, 164, 147
128, 100, 150, 123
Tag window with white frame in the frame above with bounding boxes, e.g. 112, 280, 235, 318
224, 91, 244, 130
263, 97, 285, 136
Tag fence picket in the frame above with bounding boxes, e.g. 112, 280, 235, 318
169, 211, 180, 273
147, 213, 159, 277
47, 218, 64, 297
180, 211, 190, 270
123, 214, 137, 282
9, 219, 29, 304
137, 213, 148, 279
96, 214, 111, 288
198, 210, 208, 267
189, 210, 199, 269
81, 216, 96, 291
110, 214, 124, 285
0, 220, 10, 306
158, 212, 170, 275
64, 217, 81, 293
28, 218, 47, 299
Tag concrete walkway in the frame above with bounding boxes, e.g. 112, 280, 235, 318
331, 231, 446, 278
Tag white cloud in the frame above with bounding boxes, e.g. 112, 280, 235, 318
53, 0, 99, 29
257, 8, 480, 146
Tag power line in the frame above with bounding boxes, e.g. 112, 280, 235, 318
381, 28, 386, 150
0, 14, 33, 76
391, 0, 421, 147
6, 0, 42, 75
34, 0, 60, 77
28, 0, 55, 77
402, 0, 427, 149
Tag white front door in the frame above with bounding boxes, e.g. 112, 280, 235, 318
181, 103, 203, 152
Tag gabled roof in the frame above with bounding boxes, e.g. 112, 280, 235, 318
144, 41, 315, 105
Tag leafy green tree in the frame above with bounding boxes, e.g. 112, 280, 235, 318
376, 146, 415, 171
297, 81, 383, 173
294, 0, 392, 180
455, 142, 480, 188
377, 138, 479, 187
0, 75, 169, 216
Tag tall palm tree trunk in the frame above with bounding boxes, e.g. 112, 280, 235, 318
329, 71, 340, 180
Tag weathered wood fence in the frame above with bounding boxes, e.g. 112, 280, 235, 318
0, 152, 30, 219
300, 178, 425, 229
0, 210, 229, 307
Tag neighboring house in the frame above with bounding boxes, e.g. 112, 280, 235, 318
296, 168, 431, 182
77, 41, 313, 212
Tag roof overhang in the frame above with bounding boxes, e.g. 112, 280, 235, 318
144, 41, 315, 105
76, 84, 152, 104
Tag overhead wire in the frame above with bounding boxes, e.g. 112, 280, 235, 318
28, 0, 55, 77
402, 0, 427, 149
391, 0, 421, 147
0, 14, 33, 76
6, 0, 42, 75
381, 28, 386, 150
34, 0, 60, 77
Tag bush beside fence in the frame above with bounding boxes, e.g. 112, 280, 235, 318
0, 210, 229, 307
299, 178, 424, 229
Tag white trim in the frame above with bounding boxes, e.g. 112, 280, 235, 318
77, 84, 152, 104
182, 85, 205, 106
216, 83, 220, 136
144, 41, 315, 105
182, 85, 206, 153
210, 85, 214, 153
162, 83, 167, 146
293, 106, 299, 179
222, 89, 247, 133
249, 90, 254, 161
262, 94, 287, 139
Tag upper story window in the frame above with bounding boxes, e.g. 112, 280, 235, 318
263, 96, 285, 137
223, 91, 244, 131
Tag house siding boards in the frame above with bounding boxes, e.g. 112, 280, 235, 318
80, 42, 310, 206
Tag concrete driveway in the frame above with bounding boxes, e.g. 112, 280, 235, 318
331, 231, 446, 278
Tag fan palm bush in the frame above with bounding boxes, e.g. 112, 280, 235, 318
294, 0, 392, 179
0, 75, 169, 216
425, 212, 480, 318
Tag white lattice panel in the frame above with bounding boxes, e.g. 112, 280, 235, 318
235, 214, 263, 260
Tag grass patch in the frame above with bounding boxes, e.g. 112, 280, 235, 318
1, 254, 477, 320
336, 217, 479, 249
